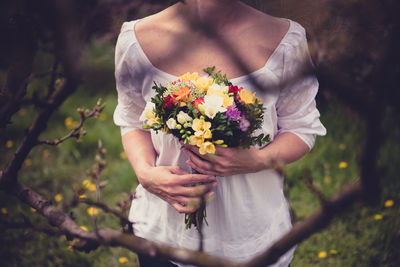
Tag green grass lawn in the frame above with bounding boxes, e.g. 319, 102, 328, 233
1, 42, 399, 267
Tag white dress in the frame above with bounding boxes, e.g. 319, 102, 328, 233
113, 19, 326, 267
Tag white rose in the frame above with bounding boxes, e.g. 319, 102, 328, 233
201, 94, 226, 119
166, 118, 177, 129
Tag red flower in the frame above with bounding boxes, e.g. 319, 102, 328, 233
191, 97, 204, 110
229, 85, 242, 95
162, 95, 175, 109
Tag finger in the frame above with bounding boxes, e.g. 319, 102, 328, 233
183, 149, 214, 172
186, 160, 220, 176
177, 172, 216, 185
174, 182, 217, 197
173, 195, 201, 207
168, 166, 189, 175
171, 201, 200, 213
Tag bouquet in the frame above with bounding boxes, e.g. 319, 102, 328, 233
140, 66, 270, 230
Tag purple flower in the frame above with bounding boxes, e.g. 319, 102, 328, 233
226, 103, 241, 121
239, 115, 250, 132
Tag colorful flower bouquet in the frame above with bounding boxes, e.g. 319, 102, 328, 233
140, 67, 270, 230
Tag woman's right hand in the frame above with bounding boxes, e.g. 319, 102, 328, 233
138, 165, 217, 214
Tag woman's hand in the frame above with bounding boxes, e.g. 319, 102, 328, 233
181, 142, 267, 176
138, 165, 217, 213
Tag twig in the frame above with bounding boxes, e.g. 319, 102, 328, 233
79, 198, 130, 225
302, 169, 327, 206
37, 100, 104, 146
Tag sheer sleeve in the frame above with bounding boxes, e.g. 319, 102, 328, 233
113, 22, 147, 136
276, 25, 326, 150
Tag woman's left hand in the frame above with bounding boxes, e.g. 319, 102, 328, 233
181, 142, 267, 176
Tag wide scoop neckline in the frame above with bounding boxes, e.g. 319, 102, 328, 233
130, 18, 293, 83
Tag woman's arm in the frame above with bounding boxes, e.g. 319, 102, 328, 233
181, 132, 309, 176
122, 129, 217, 213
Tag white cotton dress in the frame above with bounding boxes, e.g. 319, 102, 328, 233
113, 19, 326, 267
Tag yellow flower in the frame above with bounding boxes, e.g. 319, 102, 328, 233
64, 117, 75, 129
384, 200, 394, 207
54, 194, 63, 202
79, 194, 87, 199
374, 214, 383, 220
88, 184, 96, 192
178, 72, 199, 81
6, 140, 13, 148
1, 208, 8, 214
190, 118, 212, 147
238, 89, 258, 105
25, 159, 32, 167
118, 257, 129, 264
99, 113, 107, 121
18, 108, 27, 116
120, 151, 127, 159
43, 149, 50, 158
192, 118, 212, 135
80, 226, 88, 231
189, 135, 204, 146
199, 141, 216, 155
338, 161, 348, 169
82, 179, 91, 187
330, 249, 338, 255
324, 176, 332, 184
194, 76, 213, 91
30, 207, 37, 212
318, 251, 327, 258
87, 207, 98, 216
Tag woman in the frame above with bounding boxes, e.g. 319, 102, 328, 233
113, 1, 326, 266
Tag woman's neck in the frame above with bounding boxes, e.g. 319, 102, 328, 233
175, 0, 242, 30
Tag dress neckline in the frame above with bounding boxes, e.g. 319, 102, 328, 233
130, 18, 293, 83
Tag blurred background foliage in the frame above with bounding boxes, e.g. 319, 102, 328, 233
0, 0, 399, 266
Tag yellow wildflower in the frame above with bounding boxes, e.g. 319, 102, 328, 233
199, 141, 216, 155
338, 161, 348, 169
87, 207, 98, 216
178, 72, 199, 81
64, 117, 75, 129
1, 208, 8, 214
79, 194, 87, 199
6, 140, 13, 148
88, 184, 96, 192
384, 200, 394, 208
25, 159, 32, 167
30, 207, 36, 212
120, 151, 127, 159
374, 214, 383, 220
339, 143, 346, 150
118, 257, 129, 264
80, 226, 88, 231
43, 149, 50, 158
238, 89, 258, 105
324, 176, 332, 184
18, 108, 27, 116
82, 179, 91, 187
318, 251, 327, 258
54, 194, 63, 202
99, 113, 107, 121
194, 76, 213, 91
330, 249, 338, 255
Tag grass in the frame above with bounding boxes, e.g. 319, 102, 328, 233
1, 41, 399, 267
